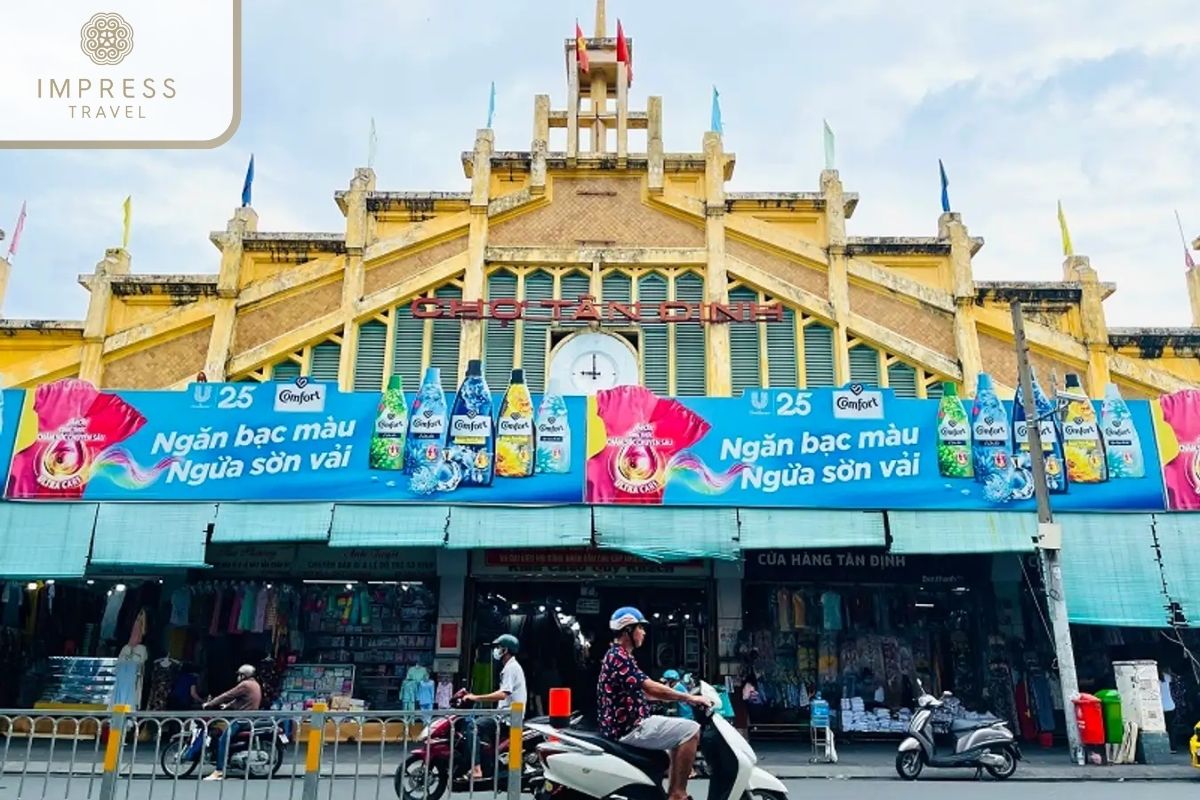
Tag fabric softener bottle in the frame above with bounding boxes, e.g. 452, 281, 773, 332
936, 382, 973, 478
369, 375, 407, 470
495, 369, 535, 478
446, 359, 495, 486
535, 378, 572, 474
1062, 373, 1106, 484
405, 367, 447, 475
970, 372, 1012, 494
1100, 383, 1144, 479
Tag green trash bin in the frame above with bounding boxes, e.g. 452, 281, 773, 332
1096, 689, 1124, 744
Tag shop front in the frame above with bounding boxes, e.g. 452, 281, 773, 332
466, 548, 713, 719
739, 548, 999, 737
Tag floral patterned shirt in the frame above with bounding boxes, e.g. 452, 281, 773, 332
597, 644, 649, 739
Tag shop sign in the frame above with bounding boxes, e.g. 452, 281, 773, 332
743, 549, 990, 585
473, 548, 710, 577
409, 295, 784, 325
205, 543, 437, 578
0, 376, 1170, 513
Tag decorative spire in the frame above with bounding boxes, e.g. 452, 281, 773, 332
594, 0, 606, 37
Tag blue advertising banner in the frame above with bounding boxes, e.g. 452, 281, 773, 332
3, 377, 1168, 511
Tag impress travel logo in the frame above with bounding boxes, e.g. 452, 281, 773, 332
0, 1, 241, 148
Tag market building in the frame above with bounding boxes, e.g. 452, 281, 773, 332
1, 4, 1200, 746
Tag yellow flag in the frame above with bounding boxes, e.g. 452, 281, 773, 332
1057, 200, 1073, 257
121, 195, 132, 250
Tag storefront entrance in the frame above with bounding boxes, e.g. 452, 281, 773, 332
467, 549, 712, 719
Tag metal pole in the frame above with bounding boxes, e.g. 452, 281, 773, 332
1010, 301, 1083, 765
507, 702, 525, 800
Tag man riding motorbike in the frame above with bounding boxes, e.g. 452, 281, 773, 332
597, 608, 712, 800
202, 664, 263, 781
463, 634, 527, 780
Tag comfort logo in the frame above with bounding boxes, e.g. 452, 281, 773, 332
274, 377, 326, 413
2, 0, 241, 148
832, 384, 884, 420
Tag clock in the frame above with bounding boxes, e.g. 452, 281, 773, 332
549, 332, 640, 396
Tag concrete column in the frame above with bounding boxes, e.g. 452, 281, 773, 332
1063, 254, 1110, 396
647, 96, 664, 193
703, 132, 732, 396
337, 168, 376, 391
531, 95, 550, 195
204, 206, 258, 380
616, 64, 629, 165
0, 256, 11, 316
458, 129, 494, 380
1187, 267, 1200, 327
567, 54, 580, 164
436, 549, 468, 678
589, 73, 607, 153
821, 170, 851, 385
79, 248, 131, 385
939, 212, 983, 396
713, 558, 743, 679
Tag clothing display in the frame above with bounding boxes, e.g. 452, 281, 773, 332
435, 678, 453, 709
114, 643, 148, 710
100, 589, 124, 641
169, 588, 190, 627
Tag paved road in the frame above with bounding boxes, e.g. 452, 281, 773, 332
4, 775, 1200, 800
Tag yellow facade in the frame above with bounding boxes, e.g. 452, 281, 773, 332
1, 20, 1198, 405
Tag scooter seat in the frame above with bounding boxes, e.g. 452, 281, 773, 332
950, 717, 1001, 734
567, 731, 671, 777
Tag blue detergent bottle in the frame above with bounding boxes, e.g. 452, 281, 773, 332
970, 373, 1014, 498
446, 359, 495, 487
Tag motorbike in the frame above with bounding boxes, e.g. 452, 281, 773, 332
159, 713, 291, 779
530, 681, 787, 800
895, 681, 1020, 781
394, 691, 581, 800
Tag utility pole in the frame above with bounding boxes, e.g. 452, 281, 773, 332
1011, 301, 1083, 765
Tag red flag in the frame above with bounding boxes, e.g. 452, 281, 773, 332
1188, 247, 1197, 271
575, 21, 589, 73
7, 202, 26, 259
1178, 210, 1196, 270
616, 19, 632, 85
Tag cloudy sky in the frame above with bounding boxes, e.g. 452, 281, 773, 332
1, 0, 1197, 326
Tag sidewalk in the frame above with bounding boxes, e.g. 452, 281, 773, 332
754, 740, 1198, 781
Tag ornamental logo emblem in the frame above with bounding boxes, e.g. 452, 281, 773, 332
80, 12, 134, 66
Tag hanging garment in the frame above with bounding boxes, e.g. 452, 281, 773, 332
821, 591, 843, 631
791, 591, 806, 629
400, 679, 419, 711
114, 644, 148, 710
169, 587, 190, 626
417, 679, 435, 710
252, 587, 270, 633
435, 680, 453, 709
238, 585, 257, 632
100, 589, 124, 641
209, 590, 224, 636
775, 589, 791, 630
228, 588, 244, 633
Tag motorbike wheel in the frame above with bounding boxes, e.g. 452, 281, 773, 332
984, 748, 1017, 780
159, 736, 199, 779
245, 740, 285, 779
394, 754, 448, 800
895, 749, 924, 781
745, 791, 787, 800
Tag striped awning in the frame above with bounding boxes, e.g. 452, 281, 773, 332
90, 503, 215, 571
594, 506, 739, 561
1147, 513, 1200, 625
445, 506, 592, 549
329, 504, 449, 548
0, 503, 98, 579
889, 511, 1037, 554
211, 503, 333, 543
738, 510, 886, 549
1060, 513, 1169, 627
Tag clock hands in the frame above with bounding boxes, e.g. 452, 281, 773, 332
580, 352, 603, 381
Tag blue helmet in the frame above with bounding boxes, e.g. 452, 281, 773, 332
609, 606, 647, 632
663, 669, 681, 681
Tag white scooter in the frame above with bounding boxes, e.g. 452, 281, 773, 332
529, 682, 787, 800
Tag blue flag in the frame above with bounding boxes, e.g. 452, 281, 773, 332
939, 159, 950, 213
487, 82, 496, 129
241, 154, 254, 207
710, 86, 723, 135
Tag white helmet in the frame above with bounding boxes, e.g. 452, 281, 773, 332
609, 606, 648, 632
237, 664, 256, 680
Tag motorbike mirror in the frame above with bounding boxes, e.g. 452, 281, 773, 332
942, 691, 952, 698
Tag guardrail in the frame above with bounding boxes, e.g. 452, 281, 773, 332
0, 703, 527, 800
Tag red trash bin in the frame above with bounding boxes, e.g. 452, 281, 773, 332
1073, 693, 1105, 746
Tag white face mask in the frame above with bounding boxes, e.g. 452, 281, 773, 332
492, 648, 504, 661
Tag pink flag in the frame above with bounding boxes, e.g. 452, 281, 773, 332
1177, 210, 1195, 270
7, 202, 26, 259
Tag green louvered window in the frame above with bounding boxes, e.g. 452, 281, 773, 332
926, 382, 945, 400
392, 304, 424, 392
602, 272, 632, 305
430, 284, 461, 392
310, 340, 342, 382
522, 270, 553, 393
729, 286, 761, 396
485, 270, 518, 390
354, 321, 387, 391
560, 272, 591, 328
674, 273, 706, 396
802, 323, 836, 387
272, 361, 301, 382
887, 362, 918, 398
638, 273, 669, 395
766, 307, 798, 388
849, 344, 880, 387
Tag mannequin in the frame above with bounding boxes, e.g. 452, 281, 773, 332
114, 608, 149, 710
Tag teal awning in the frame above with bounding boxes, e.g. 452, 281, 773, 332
1060, 513, 1168, 627
445, 506, 592, 549
0, 503, 98, 579
1148, 514, 1200, 624
889, 511, 1037, 554
738, 510, 885, 549
594, 507, 738, 561
329, 504, 449, 548
212, 503, 333, 543
90, 503, 215, 571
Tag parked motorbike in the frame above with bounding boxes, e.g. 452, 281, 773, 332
895, 681, 1020, 781
394, 691, 581, 800
530, 681, 787, 800
159, 714, 291, 779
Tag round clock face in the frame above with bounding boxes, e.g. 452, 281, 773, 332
549, 332, 639, 396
